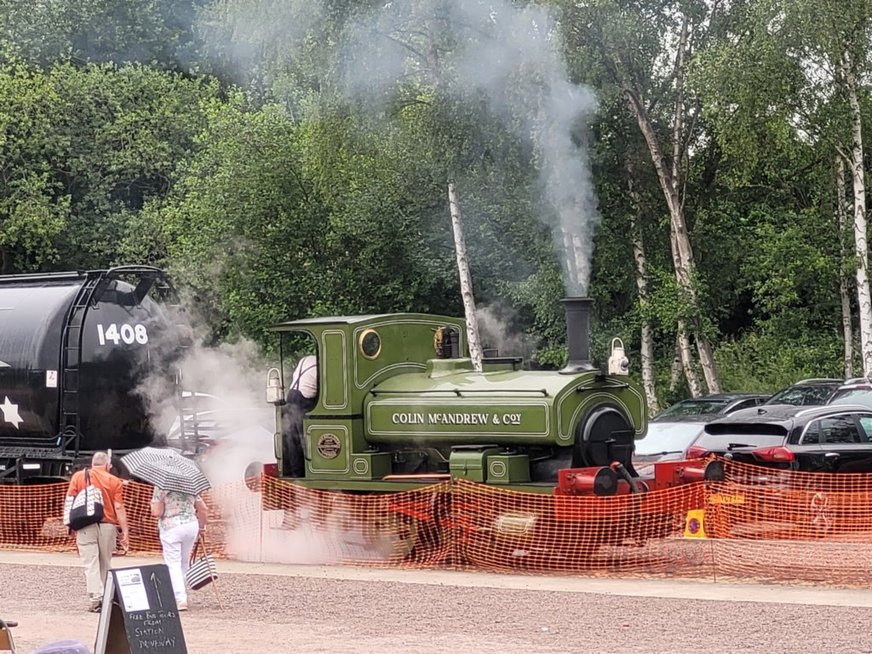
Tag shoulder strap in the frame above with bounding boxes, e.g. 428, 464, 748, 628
84, 468, 90, 485
199, 531, 211, 555
292, 362, 317, 390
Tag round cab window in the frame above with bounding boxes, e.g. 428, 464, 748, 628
359, 329, 382, 359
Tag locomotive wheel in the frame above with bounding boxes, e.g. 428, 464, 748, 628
462, 511, 601, 573
363, 491, 450, 563
366, 511, 420, 562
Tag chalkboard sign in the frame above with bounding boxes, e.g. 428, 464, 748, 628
93, 564, 188, 654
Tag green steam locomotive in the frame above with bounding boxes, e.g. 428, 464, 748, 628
264, 298, 716, 497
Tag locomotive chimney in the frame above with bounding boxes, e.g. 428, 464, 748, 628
560, 297, 597, 374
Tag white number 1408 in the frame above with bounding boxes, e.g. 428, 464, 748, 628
96, 323, 149, 345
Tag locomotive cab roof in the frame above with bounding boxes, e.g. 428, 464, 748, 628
269, 312, 463, 330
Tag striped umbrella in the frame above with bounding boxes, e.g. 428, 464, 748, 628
121, 447, 211, 495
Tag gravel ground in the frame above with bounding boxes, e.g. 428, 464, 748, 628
4, 556, 872, 654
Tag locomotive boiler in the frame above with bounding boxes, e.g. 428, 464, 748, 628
266, 298, 718, 496
0, 266, 184, 483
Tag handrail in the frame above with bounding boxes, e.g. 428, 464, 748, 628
576, 380, 630, 392
0, 270, 87, 282
370, 388, 549, 397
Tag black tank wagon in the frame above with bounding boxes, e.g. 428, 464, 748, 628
0, 266, 183, 483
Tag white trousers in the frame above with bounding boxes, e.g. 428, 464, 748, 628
159, 520, 199, 604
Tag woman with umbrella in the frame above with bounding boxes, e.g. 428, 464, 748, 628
122, 448, 210, 611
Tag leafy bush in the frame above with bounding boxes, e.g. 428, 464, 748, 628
715, 331, 845, 394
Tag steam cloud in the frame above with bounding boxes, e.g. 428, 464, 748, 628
219, 489, 401, 565
204, 0, 600, 295
476, 303, 538, 359
137, 307, 395, 564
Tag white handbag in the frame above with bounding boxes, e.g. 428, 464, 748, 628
63, 469, 105, 531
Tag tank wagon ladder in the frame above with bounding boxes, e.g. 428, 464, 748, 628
59, 271, 105, 454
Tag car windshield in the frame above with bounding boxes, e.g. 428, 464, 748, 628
829, 388, 872, 408
766, 386, 836, 406
657, 399, 730, 418
634, 422, 705, 456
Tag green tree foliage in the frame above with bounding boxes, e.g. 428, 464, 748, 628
296, 108, 462, 317
0, 0, 206, 68
0, 60, 222, 273
0, 61, 69, 272
692, 0, 865, 379
141, 95, 464, 346
139, 95, 325, 343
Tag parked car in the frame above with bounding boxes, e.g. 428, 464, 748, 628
763, 378, 843, 406
633, 394, 770, 473
692, 404, 872, 473
654, 393, 771, 419
827, 377, 872, 409
633, 414, 722, 474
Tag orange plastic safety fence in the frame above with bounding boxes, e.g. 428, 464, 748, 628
452, 479, 711, 578
2, 465, 872, 588
0, 480, 225, 557
703, 460, 872, 586
0, 482, 71, 552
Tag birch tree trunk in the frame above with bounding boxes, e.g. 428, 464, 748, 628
447, 181, 484, 372
836, 156, 854, 378
626, 162, 659, 413
677, 321, 702, 397
621, 15, 720, 395
844, 54, 872, 376
669, 337, 683, 395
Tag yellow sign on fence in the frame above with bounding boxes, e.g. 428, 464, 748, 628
683, 509, 707, 539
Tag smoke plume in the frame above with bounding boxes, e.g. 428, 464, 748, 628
340, 1, 599, 294
476, 303, 538, 359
